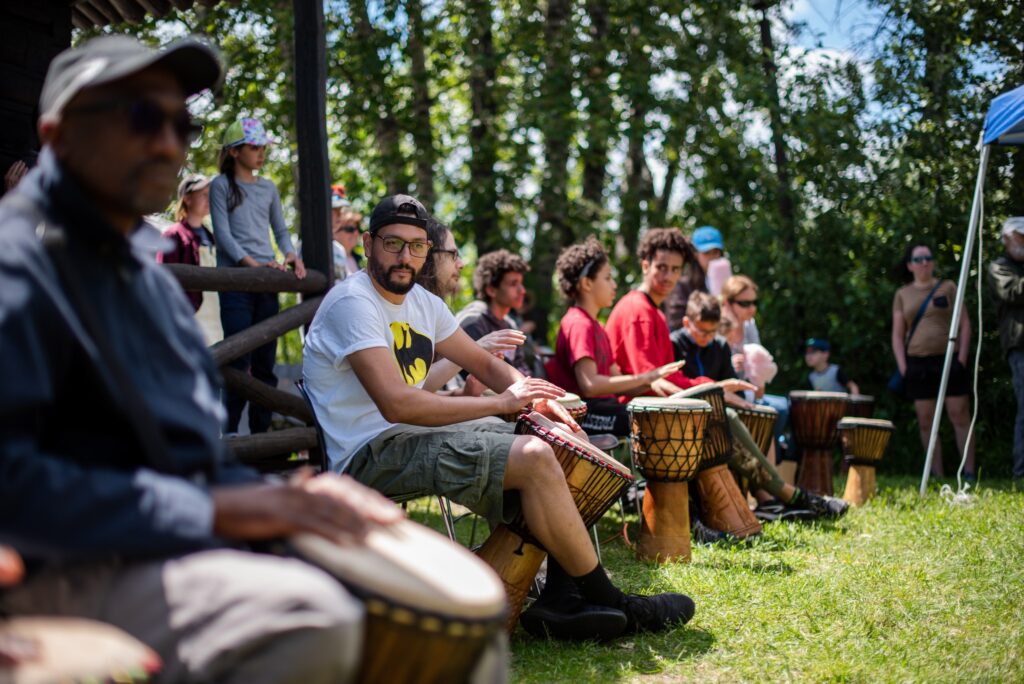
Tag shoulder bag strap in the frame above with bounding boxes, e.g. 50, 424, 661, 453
903, 280, 943, 353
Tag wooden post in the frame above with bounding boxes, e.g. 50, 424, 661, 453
292, 0, 332, 288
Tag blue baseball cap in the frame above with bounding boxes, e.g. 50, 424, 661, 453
805, 338, 831, 352
692, 226, 724, 253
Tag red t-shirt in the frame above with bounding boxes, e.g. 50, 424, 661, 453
546, 306, 614, 398
605, 290, 702, 400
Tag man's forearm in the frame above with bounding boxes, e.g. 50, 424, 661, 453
382, 386, 509, 426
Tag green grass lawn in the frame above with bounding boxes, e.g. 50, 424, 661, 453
408, 475, 1024, 683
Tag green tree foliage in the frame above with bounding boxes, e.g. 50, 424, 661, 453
79, 0, 1021, 474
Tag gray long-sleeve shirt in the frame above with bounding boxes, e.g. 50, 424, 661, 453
210, 174, 294, 266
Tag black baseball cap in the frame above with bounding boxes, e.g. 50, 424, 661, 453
369, 194, 430, 234
40, 35, 222, 119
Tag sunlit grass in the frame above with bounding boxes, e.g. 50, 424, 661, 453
408, 475, 1024, 683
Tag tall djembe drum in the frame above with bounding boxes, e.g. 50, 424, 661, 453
674, 386, 762, 538
476, 412, 633, 631
844, 394, 876, 419
627, 397, 711, 562
789, 391, 849, 496
837, 417, 894, 506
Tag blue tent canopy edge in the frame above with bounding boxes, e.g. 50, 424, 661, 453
984, 83, 1024, 146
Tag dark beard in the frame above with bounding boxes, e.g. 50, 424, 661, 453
369, 258, 417, 295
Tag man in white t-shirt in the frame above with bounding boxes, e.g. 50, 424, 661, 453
304, 195, 696, 642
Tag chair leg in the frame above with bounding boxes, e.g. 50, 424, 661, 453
592, 525, 602, 564
437, 496, 457, 542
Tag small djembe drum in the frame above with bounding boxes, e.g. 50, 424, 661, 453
673, 386, 762, 539
292, 519, 507, 683
476, 412, 633, 631
734, 404, 779, 457
837, 417, 894, 506
627, 397, 711, 562
0, 617, 161, 684
789, 391, 850, 496
556, 393, 588, 422
844, 394, 876, 419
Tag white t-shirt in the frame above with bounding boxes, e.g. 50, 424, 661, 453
303, 271, 459, 472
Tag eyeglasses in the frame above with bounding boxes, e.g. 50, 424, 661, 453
339, 226, 360, 234
433, 248, 461, 260
690, 324, 718, 338
374, 234, 432, 258
732, 299, 757, 308
910, 255, 935, 264
66, 97, 202, 145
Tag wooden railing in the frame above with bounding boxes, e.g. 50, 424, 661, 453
165, 263, 329, 472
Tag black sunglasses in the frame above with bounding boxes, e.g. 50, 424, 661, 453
732, 299, 758, 308
910, 255, 935, 264
66, 97, 203, 145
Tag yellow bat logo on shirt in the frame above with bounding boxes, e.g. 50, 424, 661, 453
390, 322, 433, 385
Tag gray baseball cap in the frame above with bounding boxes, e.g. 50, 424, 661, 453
40, 35, 222, 119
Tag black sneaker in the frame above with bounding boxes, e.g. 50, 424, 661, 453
520, 597, 628, 642
620, 592, 696, 634
803, 492, 850, 519
692, 520, 736, 545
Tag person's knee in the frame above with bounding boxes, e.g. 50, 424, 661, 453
509, 436, 561, 484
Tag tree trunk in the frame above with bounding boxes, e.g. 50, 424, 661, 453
465, 0, 501, 255
407, 0, 436, 208
580, 0, 612, 232
531, 0, 576, 342
352, 0, 408, 195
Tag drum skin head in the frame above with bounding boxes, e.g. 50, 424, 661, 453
789, 390, 849, 401
628, 397, 712, 412
292, 520, 506, 619
0, 617, 160, 684
555, 393, 586, 410
838, 417, 894, 430
523, 412, 632, 478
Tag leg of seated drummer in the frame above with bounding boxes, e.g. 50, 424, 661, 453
727, 409, 796, 503
1, 549, 364, 683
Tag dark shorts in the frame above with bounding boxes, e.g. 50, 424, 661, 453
905, 354, 970, 400
344, 418, 519, 528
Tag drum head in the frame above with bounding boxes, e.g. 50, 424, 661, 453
0, 617, 160, 684
788, 390, 849, 401
555, 393, 585, 410
628, 397, 712, 412
522, 412, 632, 478
838, 417, 894, 431
671, 384, 724, 401
292, 520, 506, 620
849, 394, 875, 404
736, 404, 777, 417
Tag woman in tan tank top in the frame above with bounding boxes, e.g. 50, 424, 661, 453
891, 243, 975, 478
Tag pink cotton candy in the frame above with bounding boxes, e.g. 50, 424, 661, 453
706, 257, 733, 296
743, 343, 778, 386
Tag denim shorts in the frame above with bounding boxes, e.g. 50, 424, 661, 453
344, 418, 519, 528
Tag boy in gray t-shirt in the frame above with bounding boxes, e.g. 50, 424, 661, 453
804, 338, 860, 395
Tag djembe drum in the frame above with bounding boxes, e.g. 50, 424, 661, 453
0, 617, 161, 684
837, 417, 894, 506
844, 394, 876, 419
627, 397, 711, 562
292, 519, 506, 684
789, 391, 850, 496
734, 404, 779, 457
476, 412, 633, 631
673, 386, 762, 539
556, 393, 588, 422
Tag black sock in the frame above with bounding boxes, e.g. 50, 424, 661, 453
540, 558, 574, 600
572, 563, 625, 608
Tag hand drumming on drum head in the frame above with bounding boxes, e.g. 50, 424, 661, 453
498, 378, 580, 430
715, 378, 756, 395
212, 471, 403, 546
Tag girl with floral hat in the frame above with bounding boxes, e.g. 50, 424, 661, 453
210, 117, 305, 434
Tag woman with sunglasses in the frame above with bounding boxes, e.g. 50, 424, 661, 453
330, 184, 364, 279
211, 117, 305, 435
892, 243, 975, 478
721, 275, 790, 457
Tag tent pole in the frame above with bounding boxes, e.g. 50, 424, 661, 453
920, 143, 990, 496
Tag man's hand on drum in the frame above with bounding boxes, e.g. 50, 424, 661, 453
212, 473, 403, 545
716, 378, 756, 395
641, 360, 685, 385
650, 377, 685, 397
476, 329, 526, 355
499, 378, 582, 432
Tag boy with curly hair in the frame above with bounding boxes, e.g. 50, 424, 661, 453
546, 237, 683, 435
456, 249, 533, 377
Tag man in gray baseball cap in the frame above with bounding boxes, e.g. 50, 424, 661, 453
0, 35, 418, 683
